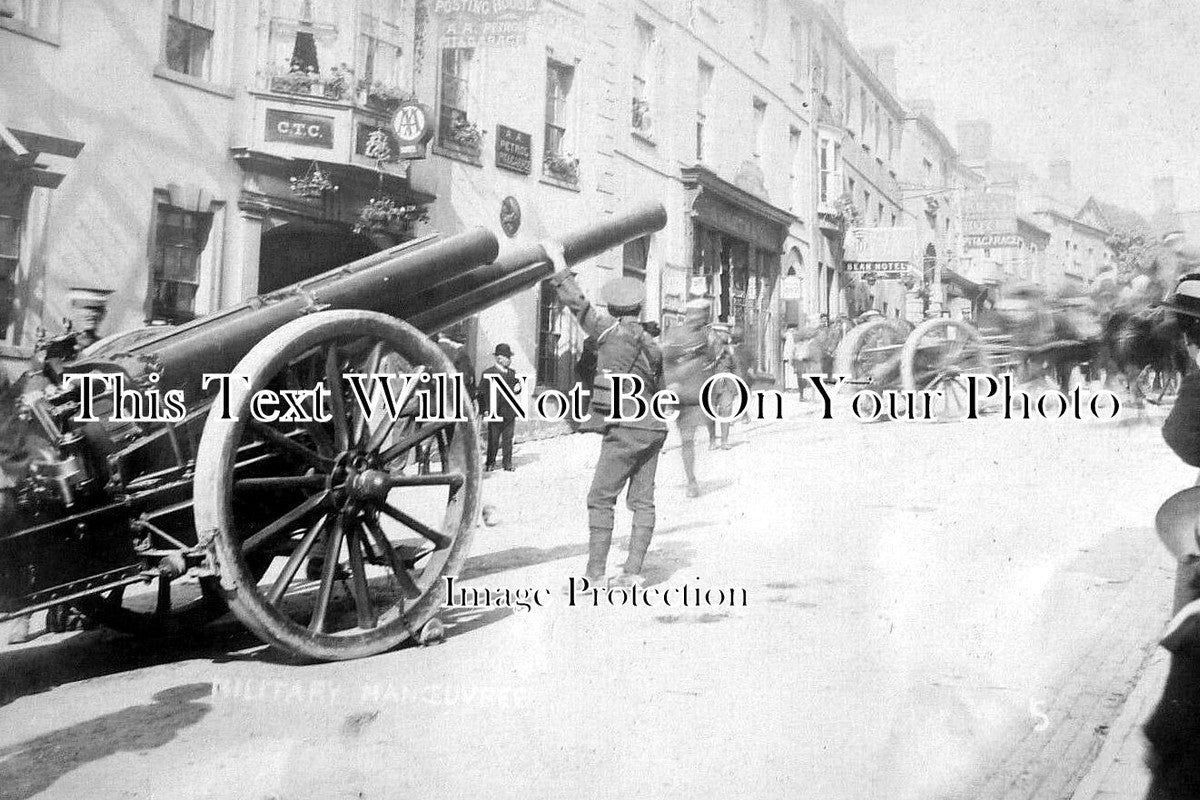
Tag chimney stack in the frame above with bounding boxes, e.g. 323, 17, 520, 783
861, 45, 897, 94
1047, 159, 1072, 192
956, 120, 993, 163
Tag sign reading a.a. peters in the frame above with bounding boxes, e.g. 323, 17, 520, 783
495, 125, 532, 174
265, 109, 334, 149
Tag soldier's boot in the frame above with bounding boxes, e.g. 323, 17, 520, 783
613, 525, 654, 588
584, 527, 613, 582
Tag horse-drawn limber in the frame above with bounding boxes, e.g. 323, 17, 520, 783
0, 202, 667, 661
832, 291, 1109, 419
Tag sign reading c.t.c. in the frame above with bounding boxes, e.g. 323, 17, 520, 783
264, 109, 334, 149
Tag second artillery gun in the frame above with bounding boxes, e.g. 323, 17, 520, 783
0, 202, 667, 661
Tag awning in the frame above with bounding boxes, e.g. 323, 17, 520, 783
0, 124, 84, 189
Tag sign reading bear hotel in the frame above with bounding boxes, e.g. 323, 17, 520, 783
435, 0, 542, 48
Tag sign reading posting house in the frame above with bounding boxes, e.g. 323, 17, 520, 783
435, 0, 542, 47
265, 109, 334, 149
391, 101, 434, 160
495, 125, 532, 174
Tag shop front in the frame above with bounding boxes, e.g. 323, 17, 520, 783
681, 167, 792, 382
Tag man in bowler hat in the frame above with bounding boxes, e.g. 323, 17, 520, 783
478, 343, 521, 471
545, 243, 668, 589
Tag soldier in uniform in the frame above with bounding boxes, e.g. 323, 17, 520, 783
546, 244, 668, 589
663, 298, 719, 497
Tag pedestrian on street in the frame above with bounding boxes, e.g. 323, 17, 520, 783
793, 317, 827, 400
663, 298, 719, 497
712, 324, 752, 449
1143, 272, 1200, 798
820, 313, 840, 378
547, 243, 668, 589
478, 343, 521, 472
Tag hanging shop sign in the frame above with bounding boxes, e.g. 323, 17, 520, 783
391, 101, 434, 159
355, 124, 399, 162
265, 109, 334, 149
495, 125, 532, 174
500, 196, 521, 237
781, 274, 803, 301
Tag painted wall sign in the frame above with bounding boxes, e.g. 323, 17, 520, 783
781, 274, 803, 301
392, 101, 434, 159
500, 196, 521, 237
961, 192, 1018, 235
265, 109, 334, 149
495, 125, 532, 174
964, 233, 1022, 248
435, 0, 541, 47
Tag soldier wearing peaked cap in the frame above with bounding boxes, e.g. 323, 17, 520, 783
544, 244, 668, 590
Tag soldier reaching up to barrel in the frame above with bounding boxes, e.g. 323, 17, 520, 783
545, 243, 668, 590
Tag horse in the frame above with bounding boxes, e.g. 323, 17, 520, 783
1101, 307, 1189, 406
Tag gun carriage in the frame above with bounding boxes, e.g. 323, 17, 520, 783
833, 300, 1099, 419
0, 202, 667, 661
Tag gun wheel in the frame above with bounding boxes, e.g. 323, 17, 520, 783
194, 310, 480, 661
901, 318, 990, 421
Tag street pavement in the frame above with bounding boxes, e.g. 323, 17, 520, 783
0, 393, 1189, 800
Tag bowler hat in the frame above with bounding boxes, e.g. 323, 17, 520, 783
601, 277, 645, 309
1159, 272, 1200, 320
493, 343, 514, 357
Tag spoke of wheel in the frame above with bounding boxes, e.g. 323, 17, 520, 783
242, 490, 331, 554
386, 472, 465, 489
249, 420, 329, 471
285, 367, 334, 456
268, 515, 328, 605
155, 577, 172, 617
309, 515, 346, 634
325, 345, 350, 452
363, 515, 421, 598
378, 419, 456, 466
352, 341, 386, 448
374, 500, 451, 550
234, 474, 328, 492
365, 365, 428, 455
344, 524, 378, 629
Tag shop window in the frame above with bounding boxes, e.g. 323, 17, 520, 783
696, 59, 713, 161
631, 17, 655, 135
535, 281, 561, 387
165, 0, 215, 79
2, 0, 61, 40
439, 47, 477, 149
544, 59, 576, 180
151, 206, 212, 324
0, 214, 20, 341
623, 236, 649, 280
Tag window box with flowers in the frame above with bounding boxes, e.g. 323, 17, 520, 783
543, 152, 580, 186
358, 80, 413, 114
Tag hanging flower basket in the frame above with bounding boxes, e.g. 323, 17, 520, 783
833, 191, 863, 228
364, 128, 394, 164
353, 197, 428, 234
289, 162, 338, 198
544, 153, 580, 183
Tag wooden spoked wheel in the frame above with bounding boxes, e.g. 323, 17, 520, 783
194, 310, 480, 661
834, 319, 908, 389
901, 318, 990, 420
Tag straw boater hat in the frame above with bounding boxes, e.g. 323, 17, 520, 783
1158, 272, 1200, 320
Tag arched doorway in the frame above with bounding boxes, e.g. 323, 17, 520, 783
258, 220, 380, 294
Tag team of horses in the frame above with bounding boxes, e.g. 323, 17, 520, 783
976, 291, 1189, 406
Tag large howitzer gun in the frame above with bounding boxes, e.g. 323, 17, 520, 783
1, 202, 666, 660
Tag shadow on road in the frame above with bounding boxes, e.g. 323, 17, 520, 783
0, 682, 211, 800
